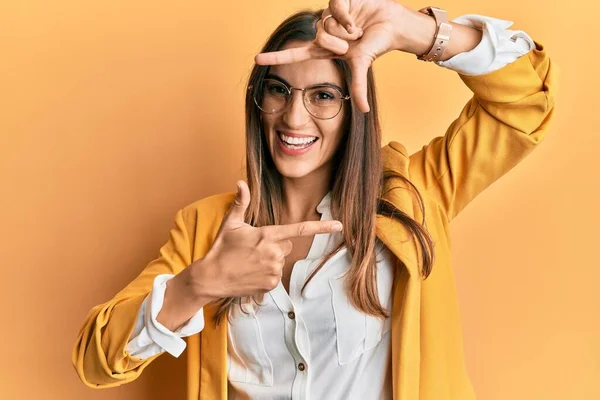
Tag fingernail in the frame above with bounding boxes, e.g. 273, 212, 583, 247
346, 23, 354, 33
333, 222, 343, 231
358, 29, 364, 38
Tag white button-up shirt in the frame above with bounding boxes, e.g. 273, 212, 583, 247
125, 15, 535, 399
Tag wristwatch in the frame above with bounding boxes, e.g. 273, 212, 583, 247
417, 6, 453, 62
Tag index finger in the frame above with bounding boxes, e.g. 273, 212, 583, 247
262, 220, 343, 241
254, 43, 333, 66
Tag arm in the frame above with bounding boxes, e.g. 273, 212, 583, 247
407, 43, 557, 220
71, 208, 208, 388
394, 8, 558, 220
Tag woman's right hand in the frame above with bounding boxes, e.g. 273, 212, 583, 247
190, 181, 343, 300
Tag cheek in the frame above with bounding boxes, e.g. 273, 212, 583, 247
319, 120, 346, 152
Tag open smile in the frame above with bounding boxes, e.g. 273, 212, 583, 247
276, 131, 319, 155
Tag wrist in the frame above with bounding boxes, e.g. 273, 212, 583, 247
393, 7, 437, 55
157, 268, 213, 332
178, 258, 219, 306
394, 7, 483, 61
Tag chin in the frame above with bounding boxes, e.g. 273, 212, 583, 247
274, 160, 318, 180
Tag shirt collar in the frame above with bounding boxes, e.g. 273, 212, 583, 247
316, 191, 332, 215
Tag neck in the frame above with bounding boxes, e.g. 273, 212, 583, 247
280, 168, 331, 224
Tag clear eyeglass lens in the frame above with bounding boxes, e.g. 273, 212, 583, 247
259, 79, 289, 114
305, 86, 342, 119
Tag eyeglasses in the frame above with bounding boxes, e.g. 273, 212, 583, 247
249, 78, 351, 120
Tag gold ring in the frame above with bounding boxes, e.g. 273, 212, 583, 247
322, 14, 334, 30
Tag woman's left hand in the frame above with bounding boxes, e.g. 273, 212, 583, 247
255, 0, 414, 113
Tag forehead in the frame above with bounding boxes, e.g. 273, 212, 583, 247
269, 40, 344, 87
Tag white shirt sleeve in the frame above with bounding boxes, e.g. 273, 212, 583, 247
125, 274, 205, 359
436, 14, 535, 76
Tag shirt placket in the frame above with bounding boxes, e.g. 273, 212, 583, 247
269, 272, 312, 400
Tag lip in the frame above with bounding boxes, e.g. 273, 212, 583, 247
276, 131, 318, 156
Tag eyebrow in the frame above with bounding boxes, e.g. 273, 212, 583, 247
265, 73, 345, 93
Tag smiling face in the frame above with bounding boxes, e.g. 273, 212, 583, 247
260, 40, 349, 183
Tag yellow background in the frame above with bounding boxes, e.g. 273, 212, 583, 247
1, 0, 597, 399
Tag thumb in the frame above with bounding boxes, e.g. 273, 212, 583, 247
225, 180, 250, 224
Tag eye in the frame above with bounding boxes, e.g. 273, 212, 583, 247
265, 81, 288, 96
307, 87, 339, 105
315, 91, 334, 100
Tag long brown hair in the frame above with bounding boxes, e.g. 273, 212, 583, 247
214, 9, 434, 322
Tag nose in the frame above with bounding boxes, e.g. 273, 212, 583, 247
282, 89, 311, 128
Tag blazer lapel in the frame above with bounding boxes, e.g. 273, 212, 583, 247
377, 142, 423, 400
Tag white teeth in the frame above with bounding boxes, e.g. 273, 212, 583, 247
278, 132, 317, 145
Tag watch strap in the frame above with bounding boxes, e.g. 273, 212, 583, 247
417, 6, 453, 62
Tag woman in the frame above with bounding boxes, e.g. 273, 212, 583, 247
72, 0, 557, 398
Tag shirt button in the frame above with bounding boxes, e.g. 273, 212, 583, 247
298, 362, 306, 371
288, 311, 296, 320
